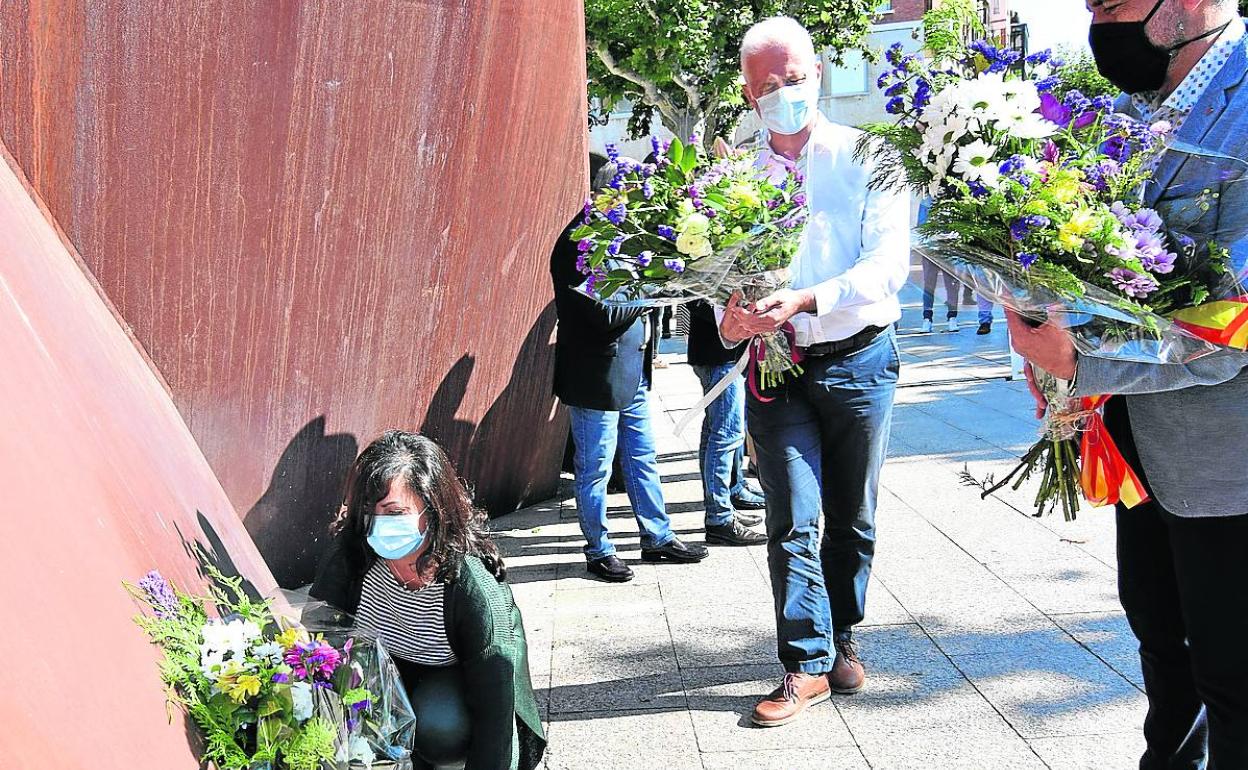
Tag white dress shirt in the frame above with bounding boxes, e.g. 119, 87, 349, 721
760, 116, 912, 346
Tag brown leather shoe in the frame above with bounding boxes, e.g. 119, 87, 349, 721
750, 672, 830, 727
828, 638, 865, 694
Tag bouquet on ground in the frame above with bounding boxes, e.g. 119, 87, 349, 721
127, 568, 415, 770
863, 39, 1248, 519
571, 137, 808, 388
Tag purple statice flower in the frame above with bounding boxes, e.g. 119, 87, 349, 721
1035, 75, 1060, 93
575, 252, 590, 274
650, 136, 663, 157
642, 182, 654, 199
885, 42, 905, 66
1017, 251, 1040, 269
605, 143, 619, 163
792, 192, 808, 207
1062, 90, 1091, 113
1107, 267, 1160, 298
577, 238, 593, 253
999, 155, 1027, 175
641, 164, 656, 178
967, 180, 990, 199
606, 236, 623, 257
884, 81, 905, 97
913, 79, 932, 111
1026, 49, 1053, 66
664, 258, 686, 273
584, 271, 600, 293
885, 96, 905, 115
1100, 135, 1130, 163
138, 570, 178, 619
636, 251, 653, 267
605, 204, 627, 225
1091, 95, 1115, 112
582, 198, 593, 224
1009, 215, 1050, 241
657, 224, 676, 240
766, 198, 781, 210
272, 672, 290, 684
876, 71, 892, 90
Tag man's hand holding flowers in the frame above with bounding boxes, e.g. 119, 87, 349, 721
720, 288, 817, 343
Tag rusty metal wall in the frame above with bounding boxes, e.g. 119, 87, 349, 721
0, 1, 587, 587
0, 140, 278, 769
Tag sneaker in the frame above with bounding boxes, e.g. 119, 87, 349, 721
751, 673, 831, 727
946, 318, 959, 333
977, 321, 992, 335
828, 638, 866, 694
920, 318, 934, 333
705, 519, 767, 546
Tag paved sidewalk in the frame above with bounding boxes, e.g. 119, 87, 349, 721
491, 273, 1147, 769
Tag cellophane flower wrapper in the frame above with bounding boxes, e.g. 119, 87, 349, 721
275, 593, 417, 770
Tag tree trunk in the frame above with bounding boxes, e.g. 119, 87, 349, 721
659, 109, 706, 147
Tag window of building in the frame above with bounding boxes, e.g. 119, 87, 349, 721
823, 49, 868, 97
877, 0, 894, 13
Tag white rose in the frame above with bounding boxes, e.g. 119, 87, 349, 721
676, 230, 713, 258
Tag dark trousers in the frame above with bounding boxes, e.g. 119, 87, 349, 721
1106, 399, 1248, 769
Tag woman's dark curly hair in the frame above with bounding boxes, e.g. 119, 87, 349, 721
333, 430, 505, 583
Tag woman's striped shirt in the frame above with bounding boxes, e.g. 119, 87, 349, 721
354, 560, 458, 666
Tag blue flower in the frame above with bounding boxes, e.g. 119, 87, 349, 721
606, 236, 623, 256
998, 155, 1027, 175
642, 182, 654, 199
1026, 49, 1053, 66
885, 82, 905, 97
664, 258, 686, 273
1091, 95, 1115, 112
885, 42, 905, 66
657, 224, 676, 240
577, 238, 594, 253
885, 96, 905, 114
1017, 251, 1040, 269
876, 71, 892, 90
1009, 215, 1050, 241
650, 136, 663, 157
1035, 76, 1060, 93
606, 204, 627, 225
913, 80, 932, 111
605, 143, 619, 162
637, 251, 653, 267
967, 181, 990, 199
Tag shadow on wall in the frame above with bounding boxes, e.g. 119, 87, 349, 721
244, 417, 359, 589
423, 301, 568, 518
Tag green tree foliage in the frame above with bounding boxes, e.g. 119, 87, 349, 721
585, 1, 879, 147
1050, 47, 1118, 101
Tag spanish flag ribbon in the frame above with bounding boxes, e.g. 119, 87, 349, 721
1171, 294, 1248, 350
1078, 395, 1149, 509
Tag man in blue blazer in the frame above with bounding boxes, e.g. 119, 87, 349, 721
1010, 1, 1248, 765
551, 159, 709, 583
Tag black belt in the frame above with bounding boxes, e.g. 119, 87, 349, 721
798, 325, 888, 359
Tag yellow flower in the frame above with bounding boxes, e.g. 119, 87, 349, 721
1047, 170, 1085, 204
276, 627, 303, 649
676, 230, 713, 258
726, 182, 761, 212
677, 211, 711, 236
223, 673, 262, 704
1056, 211, 1098, 252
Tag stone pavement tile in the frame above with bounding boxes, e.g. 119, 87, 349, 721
862, 579, 912, 627
554, 581, 665, 618
680, 664, 857, 753
544, 710, 703, 770
699, 747, 869, 769
1027, 732, 1145, 769
548, 668, 687, 714
656, 548, 772, 608
952, 644, 1145, 739
983, 556, 1121, 615
554, 553, 662, 588
852, 624, 955, 678
523, 609, 555, 677
1049, 612, 1143, 689
837, 669, 1004, 738
919, 615, 1074, 658
667, 600, 777, 669
855, 724, 1047, 769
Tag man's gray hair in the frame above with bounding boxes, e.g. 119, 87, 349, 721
740, 16, 818, 67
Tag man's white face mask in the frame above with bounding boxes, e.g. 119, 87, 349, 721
755, 77, 818, 136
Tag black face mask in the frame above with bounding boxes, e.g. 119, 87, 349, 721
1089, 0, 1230, 94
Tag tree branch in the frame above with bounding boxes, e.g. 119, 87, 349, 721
591, 41, 682, 127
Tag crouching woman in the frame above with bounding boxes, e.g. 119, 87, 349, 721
311, 430, 545, 770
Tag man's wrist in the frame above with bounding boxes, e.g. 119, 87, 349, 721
799, 289, 817, 314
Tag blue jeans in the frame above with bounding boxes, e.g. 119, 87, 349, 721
977, 294, 994, 325
568, 378, 675, 560
747, 327, 899, 674
692, 363, 748, 528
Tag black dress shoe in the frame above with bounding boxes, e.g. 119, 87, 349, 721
587, 555, 634, 582
641, 537, 709, 563
734, 509, 764, 527
976, 321, 992, 335
706, 519, 768, 546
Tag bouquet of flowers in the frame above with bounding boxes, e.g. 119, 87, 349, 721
571, 137, 807, 389
127, 568, 415, 770
863, 39, 1248, 519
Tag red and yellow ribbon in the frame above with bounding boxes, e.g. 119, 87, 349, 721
1171, 294, 1248, 350
1077, 395, 1149, 509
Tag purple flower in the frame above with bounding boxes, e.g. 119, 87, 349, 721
606, 236, 623, 257
636, 251, 653, 267
657, 225, 676, 240
967, 180, 990, 199
1017, 251, 1040, 269
605, 143, 619, 162
885, 82, 905, 97
913, 80, 932, 111
577, 238, 593, 253
138, 570, 178, 620
1038, 92, 1072, 127
1091, 95, 1115, 112
1100, 135, 1130, 163
650, 136, 663, 157
641, 164, 656, 178
766, 198, 780, 210
664, 258, 686, 273
285, 640, 343, 682
792, 192, 807, 207
1042, 141, 1060, 163
1026, 49, 1053, 66
642, 182, 654, 199
575, 253, 589, 274
876, 71, 892, 90
999, 155, 1027, 175
1107, 267, 1160, 298
885, 96, 905, 114
584, 271, 599, 293
351, 698, 371, 714
606, 204, 627, 225
272, 672, 290, 684
1009, 215, 1050, 241
582, 199, 593, 224
1035, 75, 1060, 93
885, 42, 905, 66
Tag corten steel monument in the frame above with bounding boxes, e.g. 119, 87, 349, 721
0, 1, 588, 587
0, 141, 278, 768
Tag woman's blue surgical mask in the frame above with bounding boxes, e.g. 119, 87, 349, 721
756, 78, 817, 136
367, 513, 427, 560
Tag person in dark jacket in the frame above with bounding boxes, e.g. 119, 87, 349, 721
310, 431, 545, 770
686, 300, 768, 546
551, 157, 709, 583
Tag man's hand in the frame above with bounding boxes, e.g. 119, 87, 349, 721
1005, 309, 1077, 381
719, 289, 816, 343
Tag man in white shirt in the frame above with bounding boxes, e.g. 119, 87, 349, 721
719, 16, 911, 727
